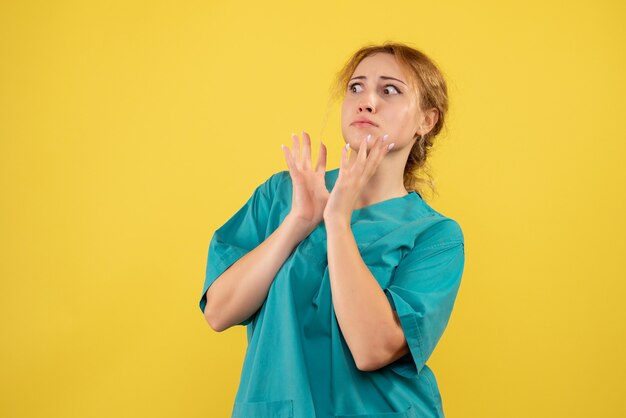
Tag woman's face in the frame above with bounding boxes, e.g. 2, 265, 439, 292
341, 53, 422, 152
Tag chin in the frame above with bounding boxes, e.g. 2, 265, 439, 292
347, 127, 376, 140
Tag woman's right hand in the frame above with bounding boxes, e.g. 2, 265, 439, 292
281, 131, 329, 234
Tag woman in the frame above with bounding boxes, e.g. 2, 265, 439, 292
199, 42, 465, 418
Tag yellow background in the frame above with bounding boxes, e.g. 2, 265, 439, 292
1, 1, 625, 417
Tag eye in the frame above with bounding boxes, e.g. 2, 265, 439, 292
383, 84, 401, 95
348, 82, 363, 93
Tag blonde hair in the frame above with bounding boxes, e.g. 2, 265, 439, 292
325, 41, 449, 199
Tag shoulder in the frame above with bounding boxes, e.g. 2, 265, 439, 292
394, 215, 464, 273
422, 216, 463, 246
406, 200, 464, 250
257, 170, 290, 197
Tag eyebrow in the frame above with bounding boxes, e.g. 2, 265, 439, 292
348, 75, 407, 86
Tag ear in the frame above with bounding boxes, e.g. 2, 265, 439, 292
417, 108, 439, 136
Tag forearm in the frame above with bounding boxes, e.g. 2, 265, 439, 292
325, 219, 399, 370
205, 214, 312, 331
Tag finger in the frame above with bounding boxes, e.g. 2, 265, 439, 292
385, 139, 396, 153
380, 134, 394, 156
357, 135, 368, 166
377, 134, 395, 163
340, 142, 349, 170
368, 134, 386, 162
281, 143, 296, 174
315, 141, 327, 174
302, 131, 312, 171
360, 135, 379, 177
291, 132, 301, 168
363, 134, 390, 178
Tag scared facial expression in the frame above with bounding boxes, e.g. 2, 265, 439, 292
341, 53, 422, 152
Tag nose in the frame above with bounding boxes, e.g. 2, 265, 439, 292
358, 94, 376, 113
358, 103, 375, 113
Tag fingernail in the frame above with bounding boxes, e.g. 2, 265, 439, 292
366, 134, 372, 142
388, 143, 395, 150
345, 143, 350, 150
382, 134, 389, 142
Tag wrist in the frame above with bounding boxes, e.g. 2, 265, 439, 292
284, 213, 317, 237
323, 215, 351, 232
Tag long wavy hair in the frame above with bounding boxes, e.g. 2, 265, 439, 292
324, 41, 449, 199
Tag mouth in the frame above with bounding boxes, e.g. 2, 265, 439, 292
351, 121, 378, 127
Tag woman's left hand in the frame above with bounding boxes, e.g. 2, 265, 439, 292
323, 133, 394, 227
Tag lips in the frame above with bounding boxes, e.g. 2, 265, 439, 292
352, 118, 378, 127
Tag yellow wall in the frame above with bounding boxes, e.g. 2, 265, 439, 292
1, 1, 625, 417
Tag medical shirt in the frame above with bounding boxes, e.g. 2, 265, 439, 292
199, 167, 465, 418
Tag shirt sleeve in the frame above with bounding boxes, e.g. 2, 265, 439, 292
198, 170, 285, 327
383, 219, 465, 378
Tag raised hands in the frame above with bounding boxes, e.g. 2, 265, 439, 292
281, 131, 329, 234
282, 131, 395, 233
323, 134, 394, 228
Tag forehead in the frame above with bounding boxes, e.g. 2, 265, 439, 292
352, 53, 407, 79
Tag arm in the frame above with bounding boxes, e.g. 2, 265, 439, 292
204, 213, 312, 332
204, 131, 328, 332
325, 220, 409, 371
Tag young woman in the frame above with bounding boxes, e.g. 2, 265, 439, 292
199, 42, 465, 418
